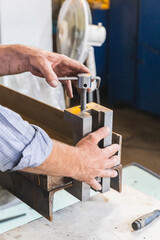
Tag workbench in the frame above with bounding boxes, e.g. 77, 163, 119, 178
1, 166, 160, 240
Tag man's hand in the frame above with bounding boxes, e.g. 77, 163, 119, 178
28, 47, 89, 98
73, 127, 120, 190
0, 45, 89, 98
23, 127, 120, 191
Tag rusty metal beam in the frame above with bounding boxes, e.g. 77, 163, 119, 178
0, 85, 73, 144
20, 172, 72, 191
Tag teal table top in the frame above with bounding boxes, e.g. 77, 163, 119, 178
123, 165, 160, 200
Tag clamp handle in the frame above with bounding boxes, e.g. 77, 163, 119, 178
58, 74, 101, 90
91, 76, 101, 89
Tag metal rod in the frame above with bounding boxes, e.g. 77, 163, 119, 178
88, 91, 93, 103
80, 89, 87, 111
96, 88, 101, 104
58, 77, 78, 81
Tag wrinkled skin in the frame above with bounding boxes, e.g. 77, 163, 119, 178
0, 44, 119, 190
23, 127, 120, 190
0, 44, 89, 97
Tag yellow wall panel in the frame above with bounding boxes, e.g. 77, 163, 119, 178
87, 0, 110, 9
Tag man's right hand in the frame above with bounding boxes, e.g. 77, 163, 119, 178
72, 127, 120, 190
23, 127, 120, 191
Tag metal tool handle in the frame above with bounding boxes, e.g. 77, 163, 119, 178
57, 77, 78, 81
132, 209, 160, 230
92, 76, 101, 89
58, 75, 101, 89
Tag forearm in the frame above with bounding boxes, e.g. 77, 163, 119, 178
0, 105, 53, 172
22, 128, 120, 191
0, 44, 30, 76
22, 140, 80, 179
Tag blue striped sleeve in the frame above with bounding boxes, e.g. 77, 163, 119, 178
0, 105, 53, 172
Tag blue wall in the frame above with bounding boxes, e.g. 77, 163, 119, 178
107, 0, 138, 106
136, 0, 160, 115
92, 0, 160, 116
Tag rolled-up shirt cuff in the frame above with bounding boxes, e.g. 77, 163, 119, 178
11, 125, 53, 171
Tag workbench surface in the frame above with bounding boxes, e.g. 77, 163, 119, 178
1, 184, 160, 240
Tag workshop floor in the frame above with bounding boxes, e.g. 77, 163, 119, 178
113, 107, 160, 175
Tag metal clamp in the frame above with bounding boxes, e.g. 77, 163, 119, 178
58, 74, 101, 89
58, 73, 101, 111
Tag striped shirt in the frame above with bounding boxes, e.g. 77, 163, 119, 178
0, 105, 53, 172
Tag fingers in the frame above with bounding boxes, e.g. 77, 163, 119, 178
77, 62, 90, 74
86, 168, 118, 190
51, 53, 90, 76
65, 57, 90, 74
39, 60, 59, 87
87, 127, 110, 144
86, 179, 102, 191
99, 169, 118, 178
59, 56, 89, 96
62, 80, 73, 98
104, 155, 120, 169
103, 144, 120, 158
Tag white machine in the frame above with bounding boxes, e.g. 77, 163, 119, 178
57, 0, 106, 100
0, 0, 65, 110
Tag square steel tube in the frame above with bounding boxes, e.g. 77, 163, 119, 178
64, 103, 114, 201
